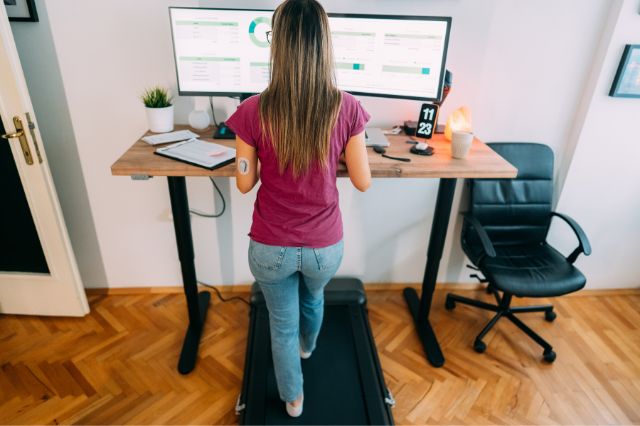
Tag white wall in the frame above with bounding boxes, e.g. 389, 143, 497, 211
11, 0, 636, 289
550, 0, 640, 288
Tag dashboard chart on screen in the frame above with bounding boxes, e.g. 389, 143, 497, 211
170, 8, 273, 95
169, 8, 451, 101
330, 16, 449, 100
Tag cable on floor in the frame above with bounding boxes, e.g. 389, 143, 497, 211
190, 177, 226, 218
198, 280, 250, 306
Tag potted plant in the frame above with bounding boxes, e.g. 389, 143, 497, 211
141, 86, 174, 133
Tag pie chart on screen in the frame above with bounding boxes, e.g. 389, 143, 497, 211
249, 16, 271, 48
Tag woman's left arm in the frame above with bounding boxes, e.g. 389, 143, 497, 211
236, 137, 259, 194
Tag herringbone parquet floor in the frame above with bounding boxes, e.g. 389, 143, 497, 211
1, 287, 639, 425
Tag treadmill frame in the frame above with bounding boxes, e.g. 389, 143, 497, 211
237, 278, 395, 424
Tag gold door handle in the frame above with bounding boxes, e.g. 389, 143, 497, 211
1, 116, 34, 165
1, 130, 24, 139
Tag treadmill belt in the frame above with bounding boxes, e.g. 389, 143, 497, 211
239, 278, 394, 425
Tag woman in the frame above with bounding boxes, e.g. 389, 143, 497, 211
226, 0, 371, 417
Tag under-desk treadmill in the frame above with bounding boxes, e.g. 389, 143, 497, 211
238, 278, 395, 425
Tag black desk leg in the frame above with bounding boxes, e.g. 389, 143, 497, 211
403, 178, 457, 368
167, 176, 211, 375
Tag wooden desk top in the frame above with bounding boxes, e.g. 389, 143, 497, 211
111, 125, 517, 179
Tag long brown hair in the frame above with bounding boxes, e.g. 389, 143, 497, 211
259, 0, 342, 177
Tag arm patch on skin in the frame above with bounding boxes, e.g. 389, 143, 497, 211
238, 157, 250, 175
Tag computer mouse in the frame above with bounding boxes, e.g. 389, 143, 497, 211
373, 146, 386, 154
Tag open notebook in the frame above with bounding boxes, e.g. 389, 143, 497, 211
155, 138, 236, 170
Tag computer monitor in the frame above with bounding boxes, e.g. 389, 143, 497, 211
169, 7, 451, 102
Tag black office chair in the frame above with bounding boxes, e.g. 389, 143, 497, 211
445, 143, 591, 363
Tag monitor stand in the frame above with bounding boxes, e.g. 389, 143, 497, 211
213, 93, 254, 139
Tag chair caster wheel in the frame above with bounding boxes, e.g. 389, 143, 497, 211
473, 339, 486, 353
545, 310, 557, 322
543, 349, 556, 363
445, 297, 456, 311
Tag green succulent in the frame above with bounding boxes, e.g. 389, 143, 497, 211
140, 86, 173, 108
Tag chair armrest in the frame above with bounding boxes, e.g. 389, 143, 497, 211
462, 214, 496, 258
551, 211, 592, 263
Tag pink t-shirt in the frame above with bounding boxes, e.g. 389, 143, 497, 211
226, 91, 370, 248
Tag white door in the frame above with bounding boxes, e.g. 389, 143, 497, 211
0, 6, 88, 316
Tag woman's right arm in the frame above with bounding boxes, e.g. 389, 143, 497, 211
344, 130, 371, 192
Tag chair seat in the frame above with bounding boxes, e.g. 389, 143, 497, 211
481, 243, 586, 297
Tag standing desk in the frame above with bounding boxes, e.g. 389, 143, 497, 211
111, 125, 517, 372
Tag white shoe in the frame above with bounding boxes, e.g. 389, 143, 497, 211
300, 347, 312, 359
286, 394, 304, 417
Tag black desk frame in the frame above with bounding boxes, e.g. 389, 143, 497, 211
402, 178, 456, 367
166, 175, 456, 374
167, 176, 211, 374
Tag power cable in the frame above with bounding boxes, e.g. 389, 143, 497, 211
189, 177, 226, 218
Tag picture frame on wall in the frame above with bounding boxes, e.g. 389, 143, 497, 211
609, 44, 640, 98
3, 0, 38, 22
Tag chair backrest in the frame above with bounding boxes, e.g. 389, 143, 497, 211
465, 143, 554, 248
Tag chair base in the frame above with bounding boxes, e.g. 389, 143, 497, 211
445, 289, 557, 363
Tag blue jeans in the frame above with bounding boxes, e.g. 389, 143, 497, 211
248, 239, 344, 402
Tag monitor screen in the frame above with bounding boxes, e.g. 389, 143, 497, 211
169, 7, 451, 101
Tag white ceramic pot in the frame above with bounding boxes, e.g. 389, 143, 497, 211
145, 105, 174, 133
451, 131, 474, 159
